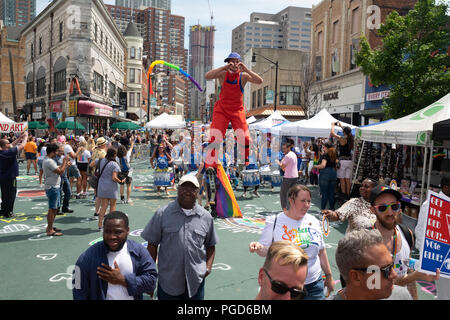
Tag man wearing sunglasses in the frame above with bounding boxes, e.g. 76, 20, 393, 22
370, 185, 440, 299
332, 229, 412, 300
255, 241, 309, 300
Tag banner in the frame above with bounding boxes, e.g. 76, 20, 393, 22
0, 122, 28, 133
418, 190, 450, 279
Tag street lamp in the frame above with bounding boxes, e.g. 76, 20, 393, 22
252, 52, 279, 112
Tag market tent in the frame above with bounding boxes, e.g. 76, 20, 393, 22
0, 112, 14, 123
357, 92, 450, 147
246, 116, 257, 124
281, 108, 356, 137
249, 111, 287, 131
145, 112, 186, 129
432, 119, 450, 142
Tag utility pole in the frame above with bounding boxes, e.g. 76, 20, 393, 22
8, 48, 18, 121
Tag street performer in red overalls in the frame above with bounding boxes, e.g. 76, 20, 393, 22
204, 52, 263, 207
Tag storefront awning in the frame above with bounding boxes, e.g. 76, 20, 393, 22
78, 100, 113, 118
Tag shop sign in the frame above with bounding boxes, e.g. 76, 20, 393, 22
417, 190, 450, 279
50, 101, 63, 112
95, 106, 113, 117
323, 91, 339, 101
68, 100, 78, 117
32, 112, 42, 120
366, 90, 390, 102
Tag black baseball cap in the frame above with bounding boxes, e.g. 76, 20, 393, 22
370, 185, 402, 205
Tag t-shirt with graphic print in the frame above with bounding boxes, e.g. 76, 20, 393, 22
258, 212, 325, 285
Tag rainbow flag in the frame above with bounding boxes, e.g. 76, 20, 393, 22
215, 163, 243, 218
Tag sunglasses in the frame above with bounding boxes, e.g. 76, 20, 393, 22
353, 263, 394, 279
263, 269, 307, 300
373, 203, 401, 213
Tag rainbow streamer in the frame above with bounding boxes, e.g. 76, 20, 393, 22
146, 60, 203, 94
215, 163, 243, 218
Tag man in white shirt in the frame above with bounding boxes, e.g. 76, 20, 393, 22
415, 175, 450, 300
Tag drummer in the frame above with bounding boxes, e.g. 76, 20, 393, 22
242, 153, 260, 198
150, 144, 172, 196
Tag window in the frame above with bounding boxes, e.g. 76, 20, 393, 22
36, 77, 46, 97
317, 31, 323, 53
94, 23, 98, 42
252, 91, 256, 109
279, 86, 300, 105
257, 88, 262, 107
129, 92, 135, 107
333, 20, 339, 44
39, 37, 42, 55
351, 7, 361, 34
109, 81, 116, 99
130, 47, 135, 59
26, 80, 34, 99
59, 22, 63, 42
93, 71, 104, 94
129, 68, 135, 83
263, 86, 268, 105
54, 69, 66, 92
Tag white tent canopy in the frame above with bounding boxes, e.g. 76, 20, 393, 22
0, 112, 14, 123
246, 116, 257, 124
357, 92, 450, 147
249, 110, 287, 131
281, 108, 356, 137
145, 112, 186, 129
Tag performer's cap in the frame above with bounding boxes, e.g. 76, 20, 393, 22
179, 174, 200, 189
370, 185, 402, 205
96, 137, 107, 147
224, 52, 241, 63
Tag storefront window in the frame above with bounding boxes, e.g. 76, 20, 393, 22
93, 71, 104, 95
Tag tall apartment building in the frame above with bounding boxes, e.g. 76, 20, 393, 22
310, 0, 416, 125
106, 4, 188, 118
115, 0, 171, 11
232, 6, 312, 57
0, 0, 36, 27
188, 25, 215, 121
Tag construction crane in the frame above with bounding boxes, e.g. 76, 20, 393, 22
207, 0, 213, 26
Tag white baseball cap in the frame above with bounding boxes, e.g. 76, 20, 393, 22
178, 174, 200, 188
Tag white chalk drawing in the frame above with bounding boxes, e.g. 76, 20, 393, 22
36, 253, 58, 261
212, 263, 231, 271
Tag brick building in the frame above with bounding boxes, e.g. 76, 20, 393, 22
310, 0, 416, 125
0, 25, 26, 119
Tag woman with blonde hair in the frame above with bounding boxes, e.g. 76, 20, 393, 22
76, 140, 91, 197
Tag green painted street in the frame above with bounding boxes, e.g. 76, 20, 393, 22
0, 159, 436, 300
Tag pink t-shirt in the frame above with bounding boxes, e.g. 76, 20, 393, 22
282, 151, 298, 178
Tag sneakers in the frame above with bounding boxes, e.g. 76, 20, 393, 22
241, 192, 247, 198
253, 190, 261, 198
121, 196, 125, 204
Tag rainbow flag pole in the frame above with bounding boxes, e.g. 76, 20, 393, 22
215, 163, 243, 218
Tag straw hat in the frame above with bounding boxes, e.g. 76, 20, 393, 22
96, 137, 106, 146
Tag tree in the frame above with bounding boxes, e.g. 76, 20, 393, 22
356, 0, 450, 119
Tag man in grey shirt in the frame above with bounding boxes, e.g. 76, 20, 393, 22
141, 174, 218, 300
42, 143, 71, 236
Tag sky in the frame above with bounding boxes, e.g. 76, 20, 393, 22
36, 0, 323, 68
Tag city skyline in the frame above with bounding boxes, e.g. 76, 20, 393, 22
36, 0, 322, 68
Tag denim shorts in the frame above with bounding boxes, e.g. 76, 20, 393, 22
67, 165, 81, 178
46, 187, 61, 210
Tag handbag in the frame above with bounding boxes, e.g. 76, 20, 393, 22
88, 159, 110, 189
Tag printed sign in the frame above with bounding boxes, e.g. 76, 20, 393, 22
418, 190, 450, 279
0, 122, 28, 133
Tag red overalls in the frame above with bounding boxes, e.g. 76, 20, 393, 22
206, 71, 250, 168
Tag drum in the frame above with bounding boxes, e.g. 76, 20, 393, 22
241, 169, 260, 187
270, 170, 283, 187
259, 165, 272, 182
154, 171, 171, 187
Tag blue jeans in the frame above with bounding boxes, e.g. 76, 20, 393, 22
319, 167, 337, 210
304, 278, 325, 300
60, 175, 71, 210
157, 280, 205, 300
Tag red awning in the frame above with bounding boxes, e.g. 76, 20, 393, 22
77, 100, 113, 117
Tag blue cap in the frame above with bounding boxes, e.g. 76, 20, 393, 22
224, 52, 241, 63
